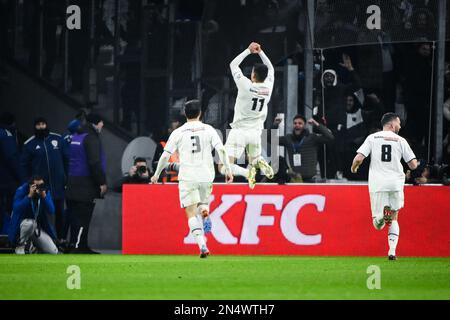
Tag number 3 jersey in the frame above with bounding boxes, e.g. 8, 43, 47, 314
357, 130, 416, 193
163, 121, 224, 183
230, 49, 275, 130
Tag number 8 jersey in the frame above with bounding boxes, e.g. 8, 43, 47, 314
357, 130, 416, 193
229, 48, 275, 130
163, 121, 225, 183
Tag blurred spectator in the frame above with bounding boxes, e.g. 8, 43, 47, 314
114, 157, 151, 192
356, 33, 396, 113
401, 42, 432, 158
63, 110, 87, 146
0, 112, 20, 234
8, 175, 58, 254
407, 8, 436, 40
19, 117, 69, 245
405, 161, 446, 185
336, 93, 368, 179
321, 53, 362, 178
63, 119, 82, 146
153, 119, 181, 183
66, 113, 106, 254
362, 93, 384, 133
273, 115, 334, 182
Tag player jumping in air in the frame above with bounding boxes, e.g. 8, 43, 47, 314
151, 100, 233, 258
218, 42, 275, 189
351, 113, 419, 260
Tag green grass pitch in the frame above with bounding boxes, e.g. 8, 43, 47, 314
0, 255, 449, 300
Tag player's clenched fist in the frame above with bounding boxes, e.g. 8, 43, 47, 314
248, 42, 261, 54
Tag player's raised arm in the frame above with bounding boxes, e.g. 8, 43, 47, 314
229, 43, 258, 88
257, 45, 274, 84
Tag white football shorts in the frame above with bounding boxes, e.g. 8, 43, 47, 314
178, 181, 213, 208
369, 191, 404, 218
225, 128, 262, 160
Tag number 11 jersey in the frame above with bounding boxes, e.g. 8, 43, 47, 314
164, 121, 224, 183
230, 58, 274, 130
357, 130, 416, 193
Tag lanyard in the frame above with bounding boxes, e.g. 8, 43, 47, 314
292, 137, 306, 154
31, 198, 41, 220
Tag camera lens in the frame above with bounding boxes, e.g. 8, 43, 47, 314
137, 166, 147, 174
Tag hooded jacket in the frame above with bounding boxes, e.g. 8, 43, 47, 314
321, 69, 362, 132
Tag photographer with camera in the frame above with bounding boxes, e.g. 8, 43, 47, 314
114, 157, 152, 192
406, 159, 450, 186
8, 175, 58, 254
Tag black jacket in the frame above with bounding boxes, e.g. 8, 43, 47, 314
323, 70, 362, 132
279, 124, 334, 180
66, 124, 106, 202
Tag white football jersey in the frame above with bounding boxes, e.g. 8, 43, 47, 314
357, 130, 416, 192
163, 121, 224, 183
230, 49, 275, 130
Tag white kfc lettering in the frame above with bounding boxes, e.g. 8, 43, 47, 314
184, 193, 326, 246
240, 195, 283, 244
280, 195, 325, 245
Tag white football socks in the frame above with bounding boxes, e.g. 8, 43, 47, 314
372, 216, 385, 230
388, 220, 400, 256
188, 216, 206, 250
221, 164, 249, 178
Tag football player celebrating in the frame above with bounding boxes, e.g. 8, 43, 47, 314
151, 100, 233, 258
218, 42, 275, 189
351, 113, 419, 260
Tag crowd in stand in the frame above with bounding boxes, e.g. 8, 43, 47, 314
0, 111, 107, 254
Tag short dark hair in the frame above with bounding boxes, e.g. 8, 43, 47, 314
28, 175, 44, 185
253, 63, 268, 82
293, 114, 306, 123
134, 157, 147, 165
184, 100, 201, 119
380, 113, 400, 127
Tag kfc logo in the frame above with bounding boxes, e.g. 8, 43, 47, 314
184, 194, 326, 246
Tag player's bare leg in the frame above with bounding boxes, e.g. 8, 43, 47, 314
388, 211, 399, 260
185, 204, 209, 258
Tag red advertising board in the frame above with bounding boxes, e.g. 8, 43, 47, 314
123, 184, 450, 256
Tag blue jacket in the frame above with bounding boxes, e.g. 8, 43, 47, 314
0, 125, 20, 189
8, 183, 56, 245
20, 133, 69, 200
